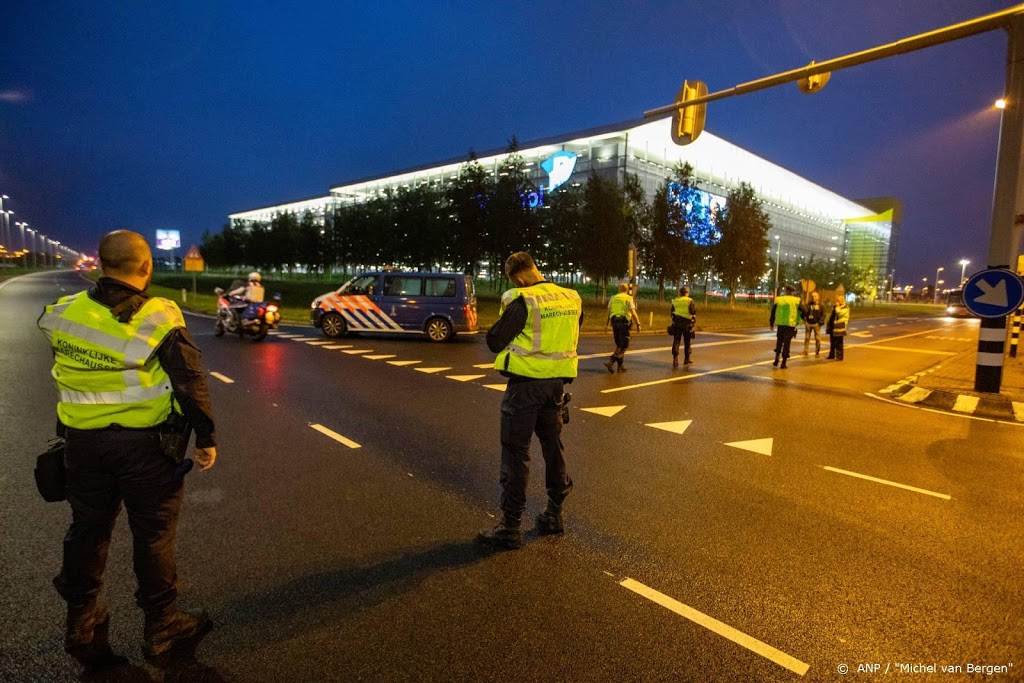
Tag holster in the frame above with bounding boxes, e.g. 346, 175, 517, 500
34, 439, 67, 503
159, 412, 193, 464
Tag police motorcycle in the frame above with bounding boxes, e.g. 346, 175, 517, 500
214, 286, 281, 342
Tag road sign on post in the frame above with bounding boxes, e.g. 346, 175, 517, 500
671, 80, 707, 146
963, 268, 1024, 393
183, 246, 204, 301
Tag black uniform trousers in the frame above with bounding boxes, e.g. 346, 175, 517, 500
55, 428, 184, 620
671, 317, 693, 360
774, 325, 797, 360
499, 378, 573, 524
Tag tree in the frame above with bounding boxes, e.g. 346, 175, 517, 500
295, 209, 323, 275
536, 183, 583, 282
643, 183, 682, 301
486, 137, 538, 289
446, 152, 492, 275
666, 163, 708, 290
579, 171, 629, 303
713, 182, 771, 305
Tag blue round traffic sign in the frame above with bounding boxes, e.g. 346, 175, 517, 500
963, 268, 1024, 318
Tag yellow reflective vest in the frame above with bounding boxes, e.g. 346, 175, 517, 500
671, 296, 694, 320
608, 292, 633, 319
773, 295, 802, 327
494, 282, 582, 379
38, 291, 184, 430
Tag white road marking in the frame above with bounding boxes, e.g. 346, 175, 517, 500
276, 334, 303, 338
415, 367, 452, 374
483, 384, 506, 391
323, 344, 353, 350
822, 466, 950, 500
952, 395, 980, 413
724, 438, 773, 456
646, 420, 692, 435
310, 423, 361, 449
364, 354, 397, 360
579, 337, 755, 361
602, 363, 754, 393
306, 341, 333, 346
473, 363, 493, 368
342, 349, 373, 355
619, 578, 809, 676
1013, 402, 1024, 421
856, 345, 956, 356
289, 337, 317, 341
581, 405, 626, 417
898, 387, 932, 404
851, 324, 971, 348
209, 372, 235, 384
447, 374, 486, 382
387, 360, 422, 366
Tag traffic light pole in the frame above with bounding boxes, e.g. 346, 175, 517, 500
975, 14, 1024, 393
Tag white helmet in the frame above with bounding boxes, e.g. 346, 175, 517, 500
248, 271, 262, 283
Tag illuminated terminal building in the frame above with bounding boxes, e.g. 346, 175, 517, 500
229, 117, 897, 287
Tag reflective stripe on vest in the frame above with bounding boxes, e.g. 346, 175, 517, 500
832, 305, 850, 335
38, 291, 184, 429
774, 295, 801, 327
608, 292, 632, 318
494, 282, 581, 379
671, 296, 693, 319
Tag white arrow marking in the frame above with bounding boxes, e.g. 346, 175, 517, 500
581, 405, 626, 417
364, 354, 397, 360
415, 367, 452, 374
975, 278, 1009, 307
387, 360, 421, 366
447, 374, 486, 382
483, 384, 506, 391
646, 420, 692, 435
724, 438, 773, 456
310, 423, 361, 449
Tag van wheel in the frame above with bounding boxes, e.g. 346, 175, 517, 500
322, 313, 347, 338
425, 317, 452, 342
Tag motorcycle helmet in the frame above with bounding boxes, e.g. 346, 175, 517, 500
248, 271, 262, 283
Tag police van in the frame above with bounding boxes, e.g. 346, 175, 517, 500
310, 271, 477, 342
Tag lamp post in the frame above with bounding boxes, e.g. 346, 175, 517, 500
774, 235, 782, 295
958, 258, 970, 285
15, 221, 27, 268
934, 266, 944, 304
26, 228, 36, 268
0, 195, 9, 251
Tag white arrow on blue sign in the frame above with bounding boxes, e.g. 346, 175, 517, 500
963, 268, 1024, 318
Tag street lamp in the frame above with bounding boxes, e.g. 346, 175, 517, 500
773, 235, 782, 295
15, 221, 27, 268
0, 195, 9, 250
958, 259, 970, 285
934, 266, 944, 304
25, 228, 36, 268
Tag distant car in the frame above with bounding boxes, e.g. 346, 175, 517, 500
310, 271, 477, 342
945, 289, 974, 317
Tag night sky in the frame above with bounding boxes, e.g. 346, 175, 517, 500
0, 1, 1018, 288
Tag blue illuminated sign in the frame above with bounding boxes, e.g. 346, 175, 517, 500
541, 151, 577, 192
668, 183, 725, 246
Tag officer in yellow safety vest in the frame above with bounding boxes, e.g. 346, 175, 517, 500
769, 284, 803, 369
827, 296, 851, 361
37, 230, 216, 667
480, 251, 582, 550
670, 285, 697, 368
604, 282, 642, 373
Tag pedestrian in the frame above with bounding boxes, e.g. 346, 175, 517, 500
769, 285, 802, 369
826, 296, 850, 360
670, 285, 697, 368
604, 282, 641, 373
480, 252, 582, 550
37, 230, 217, 668
801, 291, 826, 357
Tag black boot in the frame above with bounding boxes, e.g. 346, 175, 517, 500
773, 353, 780, 367
672, 355, 678, 369
536, 500, 565, 535
65, 600, 129, 668
143, 608, 211, 659
684, 355, 692, 365
781, 358, 788, 369
603, 359, 615, 373
477, 517, 523, 550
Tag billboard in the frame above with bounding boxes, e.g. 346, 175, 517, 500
156, 230, 181, 250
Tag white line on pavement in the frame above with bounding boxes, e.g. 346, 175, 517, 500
854, 345, 956, 356
415, 367, 452, 374
821, 466, 951, 500
602, 363, 755, 393
306, 341, 333, 346
619, 578, 809, 676
387, 360, 421, 366
323, 344, 353, 350
310, 423, 361, 449
364, 354, 397, 360
342, 349, 372, 355
209, 372, 235, 384
579, 337, 755, 360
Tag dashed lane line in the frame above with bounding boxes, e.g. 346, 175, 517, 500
289, 337, 317, 342
209, 372, 235, 384
276, 334, 303, 338
854, 345, 955, 356
342, 349, 373, 355
724, 438, 773, 456
415, 367, 452, 374
447, 374, 486, 382
323, 344, 353, 350
619, 578, 809, 677
387, 360, 421, 366
483, 384, 506, 391
364, 354, 397, 360
578, 337, 756, 360
821, 466, 951, 501
473, 363, 494, 369
305, 341, 334, 346
310, 423, 361, 449
645, 420, 692, 435
602, 363, 756, 393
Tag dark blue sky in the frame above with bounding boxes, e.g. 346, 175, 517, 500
0, 0, 1017, 287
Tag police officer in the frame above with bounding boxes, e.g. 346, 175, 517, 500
801, 291, 826, 357
38, 230, 216, 666
670, 286, 697, 368
604, 282, 641, 373
827, 296, 851, 361
480, 252, 582, 550
769, 285, 802, 369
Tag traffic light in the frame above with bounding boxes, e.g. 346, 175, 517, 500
797, 62, 830, 94
671, 80, 708, 146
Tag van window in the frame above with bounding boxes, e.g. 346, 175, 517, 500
341, 275, 377, 295
424, 278, 457, 297
383, 276, 422, 297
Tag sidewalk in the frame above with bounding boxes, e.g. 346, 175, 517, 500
885, 347, 1024, 422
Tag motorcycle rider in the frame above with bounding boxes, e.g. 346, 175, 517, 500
227, 272, 265, 326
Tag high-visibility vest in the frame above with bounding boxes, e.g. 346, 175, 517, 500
773, 295, 802, 327
38, 291, 184, 430
608, 292, 633, 319
494, 282, 582, 379
671, 296, 694, 320
832, 305, 850, 335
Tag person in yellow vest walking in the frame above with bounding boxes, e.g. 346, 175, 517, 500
769, 285, 803, 369
480, 252, 582, 549
826, 296, 851, 360
670, 286, 697, 368
38, 230, 217, 667
603, 282, 641, 373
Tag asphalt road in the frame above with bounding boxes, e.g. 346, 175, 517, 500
1, 271, 1021, 682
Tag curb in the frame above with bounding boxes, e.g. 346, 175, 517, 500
880, 378, 1024, 422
